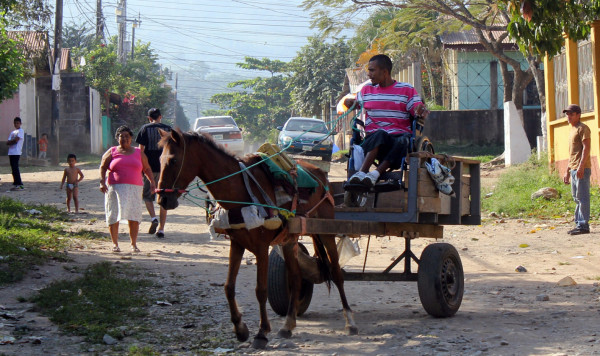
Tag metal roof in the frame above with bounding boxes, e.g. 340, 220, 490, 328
6, 31, 48, 54
440, 29, 516, 47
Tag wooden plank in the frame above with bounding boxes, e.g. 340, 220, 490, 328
287, 218, 443, 238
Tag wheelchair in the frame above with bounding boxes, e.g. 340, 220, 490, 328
343, 113, 434, 207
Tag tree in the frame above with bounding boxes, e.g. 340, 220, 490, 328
0, 18, 27, 102
62, 22, 96, 52
77, 36, 170, 129
504, 1, 600, 59
303, 0, 539, 113
1, 0, 52, 31
287, 36, 352, 117
211, 57, 292, 143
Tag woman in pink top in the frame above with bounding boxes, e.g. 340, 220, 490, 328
99, 126, 155, 253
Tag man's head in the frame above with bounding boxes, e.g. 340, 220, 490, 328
563, 104, 582, 126
13, 117, 21, 129
367, 54, 393, 86
148, 108, 162, 122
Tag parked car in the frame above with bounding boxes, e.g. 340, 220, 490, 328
193, 116, 244, 156
277, 117, 334, 161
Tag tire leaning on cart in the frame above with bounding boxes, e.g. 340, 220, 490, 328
267, 243, 314, 316
417, 242, 464, 317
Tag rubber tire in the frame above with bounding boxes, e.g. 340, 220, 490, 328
415, 135, 435, 154
417, 243, 464, 317
343, 191, 363, 207
268, 243, 314, 317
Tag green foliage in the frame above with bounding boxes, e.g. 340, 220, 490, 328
287, 36, 351, 116
1, 0, 52, 31
62, 22, 97, 53
483, 154, 600, 219
0, 18, 28, 102
505, 0, 600, 59
31, 262, 153, 342
211, 57, 292, 142
76, 36, 170, 129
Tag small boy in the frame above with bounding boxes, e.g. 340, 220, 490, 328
60, 154, 84, 213
38, 133, 48, 159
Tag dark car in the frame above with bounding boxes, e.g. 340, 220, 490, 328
277, 117, 334, 161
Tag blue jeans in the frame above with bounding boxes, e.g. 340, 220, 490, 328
571, 168, 591, 230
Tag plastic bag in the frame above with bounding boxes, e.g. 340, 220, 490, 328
352, 145, 364, 172
336, 236, 360, 267
425, 158, 456, 196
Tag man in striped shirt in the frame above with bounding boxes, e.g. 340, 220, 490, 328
345, 54, 427, 187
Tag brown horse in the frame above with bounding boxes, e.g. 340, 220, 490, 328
156, 129, 357, 349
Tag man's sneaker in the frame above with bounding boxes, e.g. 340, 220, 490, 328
155, 231, 165, 239
148, 219, 158, 234
10, 185, 24, 191
361, 171, 380, 188
349, 171, 367, 184
569, 227, 590, 235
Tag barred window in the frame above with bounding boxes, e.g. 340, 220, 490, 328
554, 50, 568, 120
578, 39, 594, 113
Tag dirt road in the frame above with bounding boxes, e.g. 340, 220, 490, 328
1, 162, 599, 355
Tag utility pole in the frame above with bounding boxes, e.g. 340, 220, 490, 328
51, 0, 63, 166
116, 0, 126, 63
174, 73, 178, 125
96, 0, 104, 40
131, 13, 140, 60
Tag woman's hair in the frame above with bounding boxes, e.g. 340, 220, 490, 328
115, 125, 133, 140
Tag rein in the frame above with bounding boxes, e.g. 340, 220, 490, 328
155, 132, 188, 195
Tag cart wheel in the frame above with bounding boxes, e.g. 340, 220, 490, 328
268, 244, 314, 316
417, 243, 464, 317
415, 135, 435, 154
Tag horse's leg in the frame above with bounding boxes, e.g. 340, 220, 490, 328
225, 240, 249, 342
251, 241, 271, 349
277, 241, 301, 339
318, 234, 359, 335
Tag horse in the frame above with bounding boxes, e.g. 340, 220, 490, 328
155, 128, 358, 349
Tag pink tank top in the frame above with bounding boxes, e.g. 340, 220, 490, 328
107, 146, 143, 186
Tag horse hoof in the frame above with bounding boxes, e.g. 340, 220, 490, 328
251, 335, 269, 349
235, 323, 249, 342
346, 325, 359, 335
277, 329, 293, 339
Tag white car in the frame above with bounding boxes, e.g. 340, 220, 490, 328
193, 116, 244, 156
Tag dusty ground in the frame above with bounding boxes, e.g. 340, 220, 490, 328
0, 161, 600, 356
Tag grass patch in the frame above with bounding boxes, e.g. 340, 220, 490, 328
30, 262, 153, 343
482, 153, 600, 219
0, 197, 105, 285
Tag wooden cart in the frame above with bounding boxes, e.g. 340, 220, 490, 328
267, 152, 481, 318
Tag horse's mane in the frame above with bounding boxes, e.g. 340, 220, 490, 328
159, 129, 254, 162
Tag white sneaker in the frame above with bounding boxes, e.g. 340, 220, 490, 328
362, 171, 380, 187
349, 171, 367, 184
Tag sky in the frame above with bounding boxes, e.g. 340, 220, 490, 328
61, 0, 368, 120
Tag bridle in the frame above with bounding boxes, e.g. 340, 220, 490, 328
155, 131, 189, 195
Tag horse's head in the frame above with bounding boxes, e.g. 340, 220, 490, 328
157, 128, 196, 210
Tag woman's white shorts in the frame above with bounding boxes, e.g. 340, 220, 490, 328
105, 184, 143, 225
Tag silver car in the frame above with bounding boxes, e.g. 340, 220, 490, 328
193, 116, 244, 156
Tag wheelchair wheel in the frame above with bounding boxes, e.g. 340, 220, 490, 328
415, 136, 434, 154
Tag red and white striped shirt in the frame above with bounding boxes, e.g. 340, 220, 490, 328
357, 81, 423, 135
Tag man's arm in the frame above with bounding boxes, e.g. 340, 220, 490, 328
577, 137, 591, 179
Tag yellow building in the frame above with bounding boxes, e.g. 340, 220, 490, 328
545, 21, 600, 182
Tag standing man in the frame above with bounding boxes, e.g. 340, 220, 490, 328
344, 54, 428, 187
563, 104, 591, 235
6, 117, 25, 191
136, 108, 172, 238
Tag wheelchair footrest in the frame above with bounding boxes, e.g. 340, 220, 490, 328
343, 179, 403, 193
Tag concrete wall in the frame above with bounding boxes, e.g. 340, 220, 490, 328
425, 108, 542, 148
57, 73, 91, 156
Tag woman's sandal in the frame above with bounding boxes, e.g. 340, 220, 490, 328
131, 246, 140, 253
112, 246, 120, 253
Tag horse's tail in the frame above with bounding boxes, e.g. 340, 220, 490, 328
312, 234, 333, 292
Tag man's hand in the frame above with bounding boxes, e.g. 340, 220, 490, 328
414, 103, 429, 118
576, 167, 584, 179
563, 171, 571, 184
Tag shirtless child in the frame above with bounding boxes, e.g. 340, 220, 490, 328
60, 153, 84, 213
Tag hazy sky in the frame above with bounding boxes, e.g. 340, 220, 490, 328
62, 0, 366, 118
